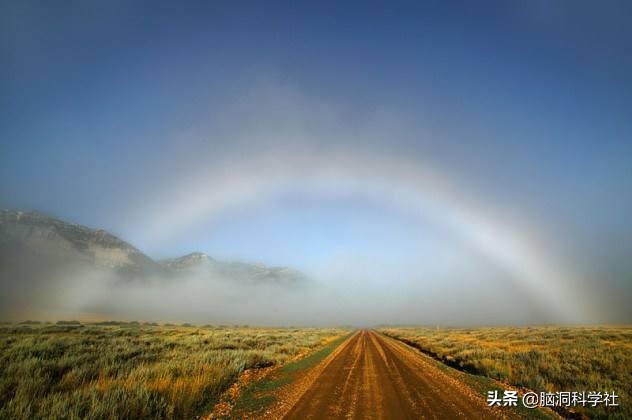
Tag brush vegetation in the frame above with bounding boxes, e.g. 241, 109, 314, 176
378, 326, 632, 419
232, 332, 351, 416
0, 322, 345, 419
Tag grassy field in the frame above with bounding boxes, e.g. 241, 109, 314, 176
378, 326, 632, 419
0, 321, 346, 419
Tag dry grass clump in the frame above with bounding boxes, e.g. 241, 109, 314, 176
379, 326, 631, 419
0, 323, 345, 419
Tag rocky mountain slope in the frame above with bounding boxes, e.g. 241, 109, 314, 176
0, 209, 160, 278
0, 209, 306, 284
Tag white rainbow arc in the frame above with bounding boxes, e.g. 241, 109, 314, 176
134, 149, 596, 322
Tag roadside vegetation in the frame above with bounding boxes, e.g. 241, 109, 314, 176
378, 326, 632, 419
0, 322, 345, 419
230, 332, 351, 417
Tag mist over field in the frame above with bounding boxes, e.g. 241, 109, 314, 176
0, 233, 546, 326
0, 204, 618, 327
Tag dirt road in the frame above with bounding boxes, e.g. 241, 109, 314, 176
282, 330, 514, 419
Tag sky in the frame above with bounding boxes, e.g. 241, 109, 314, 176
1, 1, 631, 324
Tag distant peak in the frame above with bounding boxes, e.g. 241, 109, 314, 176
179, 252, 214, 262
186, 252, 211, 258
159, 252, 215, 270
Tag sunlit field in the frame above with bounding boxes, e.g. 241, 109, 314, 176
0, 322, 346, 419
378, 326, 632, 419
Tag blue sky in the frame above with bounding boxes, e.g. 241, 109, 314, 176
1, 1, 631, 323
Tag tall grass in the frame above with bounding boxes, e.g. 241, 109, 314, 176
0, 323, 345, 419
379, 326, 632, 419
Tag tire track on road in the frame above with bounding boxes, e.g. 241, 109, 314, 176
282, 330, 516, 419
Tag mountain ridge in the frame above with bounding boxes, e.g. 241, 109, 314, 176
0, 209, 306, 285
